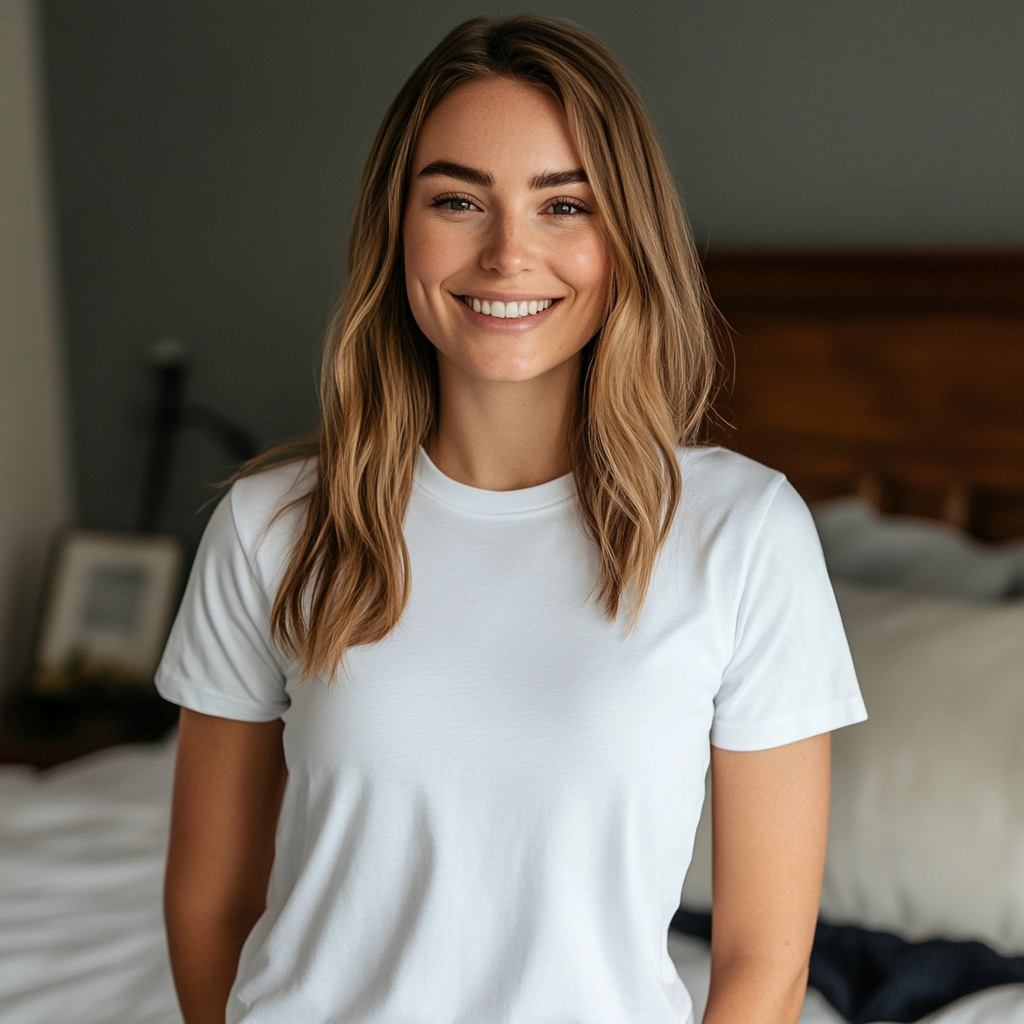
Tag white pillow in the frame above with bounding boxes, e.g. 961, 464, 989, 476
823, 583, 1024, 954
681, 583, 1024, 956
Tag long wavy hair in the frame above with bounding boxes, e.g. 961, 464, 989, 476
248, 15, 718, 679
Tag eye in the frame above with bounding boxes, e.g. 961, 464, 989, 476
431, 193, 478, 213
546, 197, 589, 217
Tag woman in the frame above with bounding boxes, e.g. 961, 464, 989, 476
160, 15, 866, 1024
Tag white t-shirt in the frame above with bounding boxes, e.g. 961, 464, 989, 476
156, 446, 866, 1024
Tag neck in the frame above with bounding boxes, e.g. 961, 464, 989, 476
427, 352, 578, 491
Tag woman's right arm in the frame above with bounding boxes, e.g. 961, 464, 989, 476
164, 708, 287, 1024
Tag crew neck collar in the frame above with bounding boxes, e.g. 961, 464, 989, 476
414, 448, 575, 515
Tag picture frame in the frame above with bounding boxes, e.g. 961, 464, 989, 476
31, 530, 184, 696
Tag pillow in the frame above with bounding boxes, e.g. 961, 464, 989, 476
811, 497, 1024, 600
823, 583, 1024, 953
681, 583, 1024, 956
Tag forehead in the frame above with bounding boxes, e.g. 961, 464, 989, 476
412, 77, 583, 177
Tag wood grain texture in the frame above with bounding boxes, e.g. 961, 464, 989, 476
702, 250, 1024, 540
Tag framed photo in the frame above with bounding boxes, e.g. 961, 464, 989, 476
31, 530, 184, 696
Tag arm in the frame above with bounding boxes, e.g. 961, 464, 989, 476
702, 732, 831, 1024
164, 709, 287, 1024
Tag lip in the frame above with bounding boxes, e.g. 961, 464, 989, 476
450, 292, 562, 331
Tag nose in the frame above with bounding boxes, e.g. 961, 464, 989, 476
479, 209, 533, 277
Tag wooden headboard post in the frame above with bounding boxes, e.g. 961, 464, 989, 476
701, 250, 1024, 541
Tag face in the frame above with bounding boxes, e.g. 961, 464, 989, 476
403, 77, 610, 385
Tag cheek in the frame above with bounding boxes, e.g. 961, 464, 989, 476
403, 215, 465, 290
402, 218, 463, 348
402, 217, 437, 287
561, 233, 609, 303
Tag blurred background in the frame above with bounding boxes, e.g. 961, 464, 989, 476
2, 0, 1022, 703
1, 6, 1024, 1021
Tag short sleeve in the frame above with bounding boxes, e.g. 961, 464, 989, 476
711, 478, 867, 751
155, 487, 290, 722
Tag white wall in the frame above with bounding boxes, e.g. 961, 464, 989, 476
0, 0, 73, 697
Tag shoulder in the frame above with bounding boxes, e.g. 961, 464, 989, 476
228, 457, 315, 539
668, 446, 820, 575
677, 446, 792, 529
217, 458, 316, 585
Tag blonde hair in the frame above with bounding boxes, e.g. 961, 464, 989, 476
249, 15, 717, 678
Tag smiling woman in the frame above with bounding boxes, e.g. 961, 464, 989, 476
156, 15, 865, 1024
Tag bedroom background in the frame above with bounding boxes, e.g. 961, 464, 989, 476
2, 0, 1021, 702
0, 3, 1022, 1021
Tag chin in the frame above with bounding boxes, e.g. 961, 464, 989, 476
461, 358, 553, 384
443, 337, 560, 384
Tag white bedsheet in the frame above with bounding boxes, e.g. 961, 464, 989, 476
1, 740, 1022, 1024
0, 739, 181, 1024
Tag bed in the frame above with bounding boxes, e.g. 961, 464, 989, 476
1, 249, 1022, 1024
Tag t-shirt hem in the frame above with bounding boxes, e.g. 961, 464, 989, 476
155, 670, 287, 723
710, 695, 868, 751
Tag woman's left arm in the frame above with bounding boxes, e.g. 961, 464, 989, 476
702, 732, 831, 1024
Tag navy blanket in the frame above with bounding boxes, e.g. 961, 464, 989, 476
670, 910, 1024, 1023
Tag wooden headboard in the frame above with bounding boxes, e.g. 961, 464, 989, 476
702, 250, 1024, 542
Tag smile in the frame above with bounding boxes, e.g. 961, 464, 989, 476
460, 296, 556, 319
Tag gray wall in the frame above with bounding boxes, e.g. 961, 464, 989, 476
39, 0, 1024, 547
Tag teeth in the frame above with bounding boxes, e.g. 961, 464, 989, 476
464, 297, 554, 319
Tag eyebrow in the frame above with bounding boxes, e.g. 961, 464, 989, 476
417, 161, 589, 191
529, 169, 588, 189
417, 161, 492, 187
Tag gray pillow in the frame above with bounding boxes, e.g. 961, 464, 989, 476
811, 497, 1024, 600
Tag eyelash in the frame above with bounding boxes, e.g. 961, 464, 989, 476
429, 192, 591, 217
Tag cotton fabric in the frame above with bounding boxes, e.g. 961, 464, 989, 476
156, 446, 865, 1024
